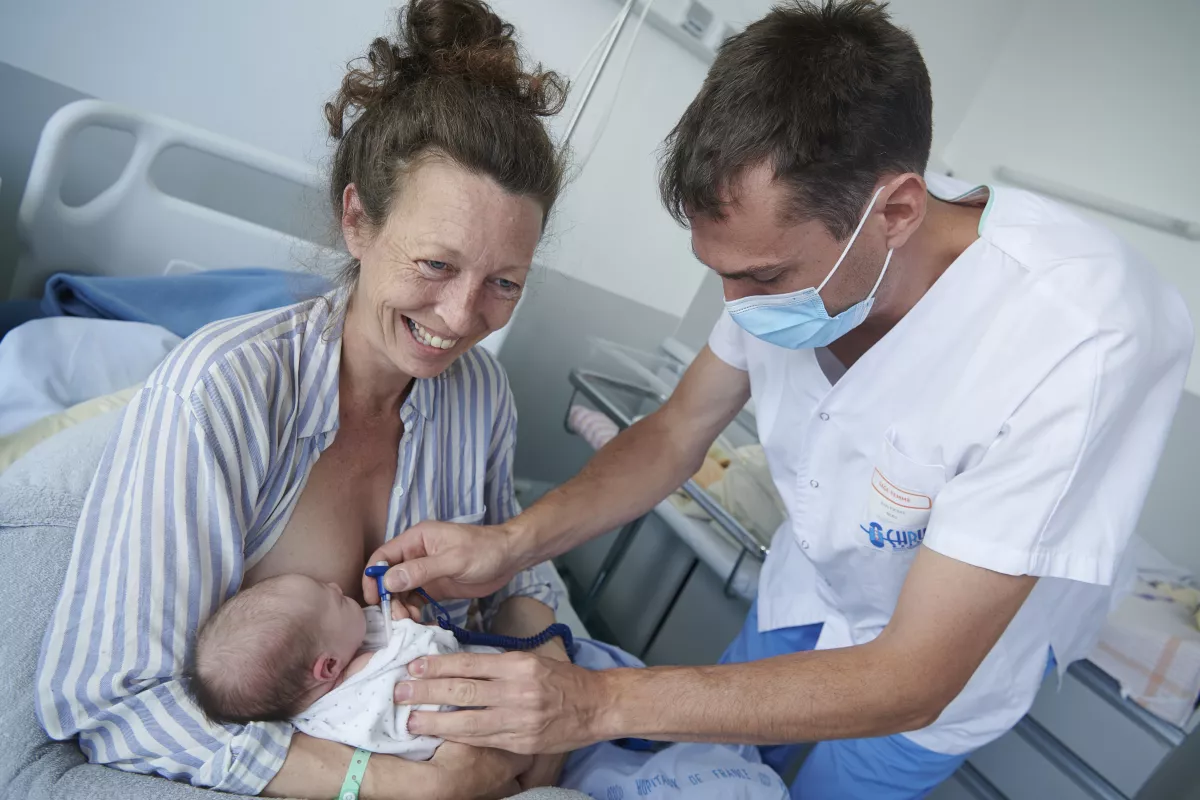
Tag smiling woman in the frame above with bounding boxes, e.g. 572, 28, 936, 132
33, 1, 574, 799
340, 158, 545, 377
326, 0, 566, 374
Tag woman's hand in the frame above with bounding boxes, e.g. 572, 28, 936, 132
518, 753, 569, 791
364, 520, 520, 604
425, 741, 531, 800
397, 651, 610, 754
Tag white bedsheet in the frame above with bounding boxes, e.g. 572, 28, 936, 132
0, 317, 180, 436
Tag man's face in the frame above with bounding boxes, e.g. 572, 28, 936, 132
689, 163, 889, 317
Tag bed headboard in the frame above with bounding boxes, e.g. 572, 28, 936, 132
11, 99, 343, 299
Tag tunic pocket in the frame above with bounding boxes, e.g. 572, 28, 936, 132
859, 429, 947, 551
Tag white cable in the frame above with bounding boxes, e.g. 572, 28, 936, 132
563, 0, 637, 144
572, 12, 622, 86
575, 0, 657, 171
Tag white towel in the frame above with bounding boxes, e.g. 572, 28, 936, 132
1087, 537, 1200, 728
292, 611, 498, 759
567, 405, 619, 450
1089, 580, 1200, 727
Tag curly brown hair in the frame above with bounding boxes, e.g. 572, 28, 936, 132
325, 0, 568, 288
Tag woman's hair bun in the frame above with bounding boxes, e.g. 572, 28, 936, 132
326, 0, 565, 140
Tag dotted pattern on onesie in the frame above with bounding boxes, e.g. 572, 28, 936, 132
292, 611, 494, 759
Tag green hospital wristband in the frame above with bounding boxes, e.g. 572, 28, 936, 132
337, 748, 371, 800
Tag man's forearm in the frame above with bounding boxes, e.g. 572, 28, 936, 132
587, 550, 1037, 747
507, 412, 707, 569
592, 642, 944, 745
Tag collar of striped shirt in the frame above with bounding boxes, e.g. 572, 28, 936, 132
303, 293, 442, 440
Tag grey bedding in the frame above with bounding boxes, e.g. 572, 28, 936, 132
0, 411, 586, 800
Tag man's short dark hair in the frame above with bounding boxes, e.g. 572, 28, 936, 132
659, 0, 932, 239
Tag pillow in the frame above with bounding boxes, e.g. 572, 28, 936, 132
0, 386, 138, 475
0, 317, 178, 436
0, 410, 219, 799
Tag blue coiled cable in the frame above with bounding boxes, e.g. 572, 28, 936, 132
414, 588, 575, 659
364, 564, 574, 659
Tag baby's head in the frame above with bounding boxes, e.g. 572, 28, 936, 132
183, 574, 367, 724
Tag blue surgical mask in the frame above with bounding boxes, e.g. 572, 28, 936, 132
724, 185, 894, 350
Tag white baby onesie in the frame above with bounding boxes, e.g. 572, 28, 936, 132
292, 609, 496, 759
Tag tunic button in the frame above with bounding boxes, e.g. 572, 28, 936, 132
810, 479, 819, 488
800, 540, 810, 550
819, 412, 830, 421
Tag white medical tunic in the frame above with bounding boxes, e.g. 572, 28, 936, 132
707, 176, 1193, 754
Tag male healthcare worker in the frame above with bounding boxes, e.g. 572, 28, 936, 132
367, 2, 1193, 797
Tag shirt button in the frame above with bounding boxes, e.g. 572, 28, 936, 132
810, 479, 819, 488
394, 486, 404, 496
800, 540, 810, 550
819, 412, 830, 421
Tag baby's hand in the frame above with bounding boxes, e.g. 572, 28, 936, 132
386, 592, 425, 622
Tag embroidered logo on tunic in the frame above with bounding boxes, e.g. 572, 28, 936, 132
861, 521, 926, 550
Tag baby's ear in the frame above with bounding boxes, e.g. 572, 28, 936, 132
312, 654, 340, 683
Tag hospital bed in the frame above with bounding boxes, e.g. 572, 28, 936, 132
0, 98, 588, 800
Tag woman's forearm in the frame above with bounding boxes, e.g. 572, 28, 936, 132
263, 733, 434, 799
267, 734, 529, 800
491, 596, 570, 662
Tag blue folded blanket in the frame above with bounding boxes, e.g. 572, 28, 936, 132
41, 268, 332, 338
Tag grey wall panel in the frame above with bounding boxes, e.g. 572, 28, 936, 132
673, 269, 723, 353
0, 61, 89, 298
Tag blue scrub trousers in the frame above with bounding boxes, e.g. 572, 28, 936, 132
719, 600, 970, 799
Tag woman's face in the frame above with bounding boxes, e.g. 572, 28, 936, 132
342, 158, 544, 380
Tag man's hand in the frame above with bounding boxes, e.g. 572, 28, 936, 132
364, 520, 519, 603
397, 651, 609, 754
396, 550, 1039, 754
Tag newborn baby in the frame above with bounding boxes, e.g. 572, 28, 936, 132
183, 574, 490, 760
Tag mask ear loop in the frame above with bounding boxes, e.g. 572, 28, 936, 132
867, 248, 894, 300
817, 184, 889, 294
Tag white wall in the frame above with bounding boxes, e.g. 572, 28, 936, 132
639, 0, 1028, 167
0, 0, 711, 317
0, 0, 1030, 320
944, 0, 1200, 391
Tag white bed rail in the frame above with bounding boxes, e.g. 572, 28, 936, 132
12, 99, 342, 299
